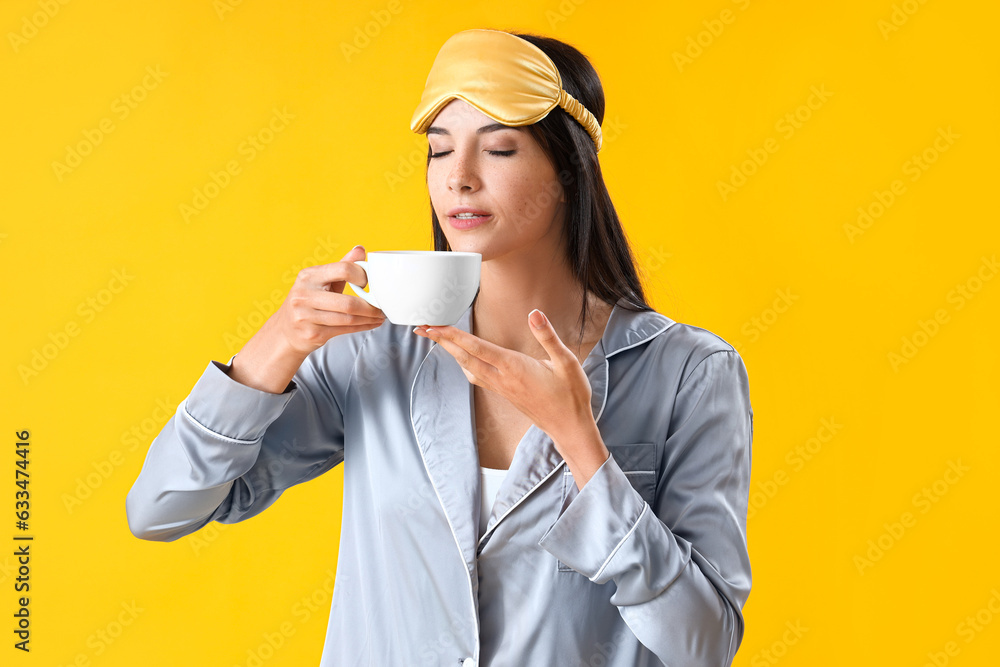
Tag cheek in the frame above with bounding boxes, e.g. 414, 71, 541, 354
426, 170, 447, 209
515, 178, 561, 222
502, 171, 539, 208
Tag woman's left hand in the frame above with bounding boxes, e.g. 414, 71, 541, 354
412, 309, 597, 448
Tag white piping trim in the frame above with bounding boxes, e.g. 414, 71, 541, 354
180, 401, 259, 445
590, 502, 649, 582
594, 322, 673, 425
477, 453, 564, 548
605, 322, 674, 359
409, 344, 480, 662
594, 356, 610, 423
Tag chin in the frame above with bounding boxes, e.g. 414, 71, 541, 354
442, 234, 475, 252
446, 240, 492, 261
448, 241, 482, 256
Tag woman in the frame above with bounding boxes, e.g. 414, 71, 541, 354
127, 28, 753, 667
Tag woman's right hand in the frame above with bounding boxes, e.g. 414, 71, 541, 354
276, 245, 386, 356
228, 245, 385, 393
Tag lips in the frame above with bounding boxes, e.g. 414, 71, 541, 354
445, 206, 493, 230
446, 206, 492, 217
447, 213, 492, 230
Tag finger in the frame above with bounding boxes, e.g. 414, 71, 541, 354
324, 320, 386, 335
422, 326, 511, 368
293, 320, 384, 344
298, 247, 370, 292
426, 331, 501, 386
307, 307, 385, 328
528, 309, 576, 365
307, 290, 385, 320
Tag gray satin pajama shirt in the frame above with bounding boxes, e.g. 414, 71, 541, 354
126, 297, 754, 666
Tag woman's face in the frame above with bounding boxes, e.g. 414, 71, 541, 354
426, 99, 566, 262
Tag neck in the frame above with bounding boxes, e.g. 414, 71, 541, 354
471, 248, 606, 359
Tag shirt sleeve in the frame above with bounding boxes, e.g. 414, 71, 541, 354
125, 330, 371, 542
537, 349, 753, 667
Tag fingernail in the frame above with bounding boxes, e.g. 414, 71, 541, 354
529, 309, 547, 329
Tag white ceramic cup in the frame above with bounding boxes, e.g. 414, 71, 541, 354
346, 251, 482, 326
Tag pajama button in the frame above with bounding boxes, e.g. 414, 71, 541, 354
462, 659, 475, 667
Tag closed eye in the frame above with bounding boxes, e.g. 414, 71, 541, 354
428, 150, 517, 159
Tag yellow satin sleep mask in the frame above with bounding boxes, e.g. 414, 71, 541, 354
410, 29, 603, 153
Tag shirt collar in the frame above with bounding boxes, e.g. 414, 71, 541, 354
408, 295, 675, 572
598, 297, 676, 359
451, 296, 675, 360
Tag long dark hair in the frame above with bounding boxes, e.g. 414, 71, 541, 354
427, 30, 652, 345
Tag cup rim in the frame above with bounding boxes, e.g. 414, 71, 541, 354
367, 251, 481, 258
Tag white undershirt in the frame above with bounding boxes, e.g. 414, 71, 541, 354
479, 466, 509, 536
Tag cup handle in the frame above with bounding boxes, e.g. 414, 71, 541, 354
346, 260, 380, 309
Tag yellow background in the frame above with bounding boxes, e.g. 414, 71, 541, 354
3, 0, 998, 665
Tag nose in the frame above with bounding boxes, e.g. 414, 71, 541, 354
446, 149, 480, 193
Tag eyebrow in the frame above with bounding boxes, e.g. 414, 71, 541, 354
426, 123, 523, 136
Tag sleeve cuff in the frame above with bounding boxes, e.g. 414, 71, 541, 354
537, 452, 649, 582
181, 359, 298, 443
